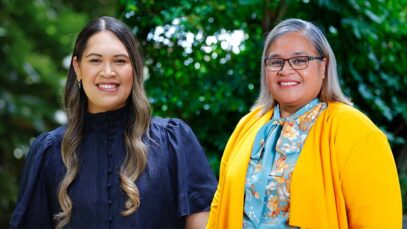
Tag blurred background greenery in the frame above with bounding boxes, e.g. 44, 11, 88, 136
1, 0, 406, 226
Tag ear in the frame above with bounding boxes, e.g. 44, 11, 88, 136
72, 56, 81, 81
320, 58, 328, 79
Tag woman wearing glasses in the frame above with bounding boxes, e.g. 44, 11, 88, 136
207, 18, 401, 228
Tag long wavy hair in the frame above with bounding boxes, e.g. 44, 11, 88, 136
55, 16, 151, 228
253, 18, 352, 115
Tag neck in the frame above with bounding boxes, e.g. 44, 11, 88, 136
279, 105, 299, 118
278, 98, 321, 118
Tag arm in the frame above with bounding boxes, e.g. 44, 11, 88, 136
165, 119, 217, 226
186, 211, 209, 229
341, 131, 402, 228
207, 110, 266, 229
10, 133, 55, 228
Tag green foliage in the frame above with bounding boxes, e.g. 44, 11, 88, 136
1, 0, 406, 227
0, 0, 119, 226
333, 0, 407, 149
401, 174, 407, 213
120, 0, 407, 176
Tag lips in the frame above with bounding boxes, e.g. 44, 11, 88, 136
96, 82, 119, 92
278, 80, 299, 87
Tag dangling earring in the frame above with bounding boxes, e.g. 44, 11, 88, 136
78, 79, 82, 89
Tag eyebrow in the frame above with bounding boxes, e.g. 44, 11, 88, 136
85, 53, 129, 58
268, 51, 309, 58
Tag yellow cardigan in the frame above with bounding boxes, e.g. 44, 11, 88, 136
207, 102, 402, 229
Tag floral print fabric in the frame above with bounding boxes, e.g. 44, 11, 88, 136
243, 99, 326, 228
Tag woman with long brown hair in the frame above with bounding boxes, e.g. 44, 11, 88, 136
10, 16, 217, 228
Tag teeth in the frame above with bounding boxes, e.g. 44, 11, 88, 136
99, 84, 116, 89
280, 82, 298, 86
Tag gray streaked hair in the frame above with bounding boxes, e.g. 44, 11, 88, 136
253, 18, 351, 115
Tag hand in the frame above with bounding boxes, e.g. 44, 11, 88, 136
185, 211, 209, 229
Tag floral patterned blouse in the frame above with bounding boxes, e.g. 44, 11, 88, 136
243, 99, 326, 228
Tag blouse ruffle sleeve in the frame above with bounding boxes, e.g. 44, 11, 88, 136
165, 118, 217, 217
10, 132, 56, 228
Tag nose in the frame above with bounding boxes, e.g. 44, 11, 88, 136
101, 63, 115, 78
278, 60, 294, 74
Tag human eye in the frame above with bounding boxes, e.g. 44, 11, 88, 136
114, 58, 127, 65
268, 58, 283, 66
291, 56, 307, 65
89, 58, 102, 64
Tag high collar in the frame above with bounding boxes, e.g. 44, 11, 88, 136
273, 98, 321, 122
85, 105, 130, 133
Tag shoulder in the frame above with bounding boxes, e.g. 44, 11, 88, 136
148, 117, 204, 157
26, 125, 66, 162
148, 117, 198, 143
10, 126, 66, 228
231, 106, 273, 136
319, 102, 389, 154
150, 117, 193, 133
324, 102, 382, 134
240, 106, 265, 124
31, 125, 65, 147
45, 125, 66, 143
326, 102, 369, 120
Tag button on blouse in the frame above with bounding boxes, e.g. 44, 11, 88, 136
10, 106, 217, 228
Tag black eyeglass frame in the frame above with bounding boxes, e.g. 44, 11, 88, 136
264, 56, 324, 72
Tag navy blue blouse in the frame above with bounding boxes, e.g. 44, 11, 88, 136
10, 107, 217, 228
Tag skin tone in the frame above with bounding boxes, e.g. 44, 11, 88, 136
186, 212, 209, 229
74, 30, 209, 228
266, 32, 327, 118
73, 31, 133, 113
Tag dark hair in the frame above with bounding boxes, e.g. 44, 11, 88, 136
56, 16, 151, 228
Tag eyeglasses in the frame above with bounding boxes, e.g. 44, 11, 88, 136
264, 56, 324, 72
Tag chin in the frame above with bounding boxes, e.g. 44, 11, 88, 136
276, 98, 301, 106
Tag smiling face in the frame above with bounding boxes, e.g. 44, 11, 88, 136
73, 31, 134, 113
266, 32, 327, 117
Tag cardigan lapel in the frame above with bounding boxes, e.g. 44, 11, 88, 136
217, 107, 272, 228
